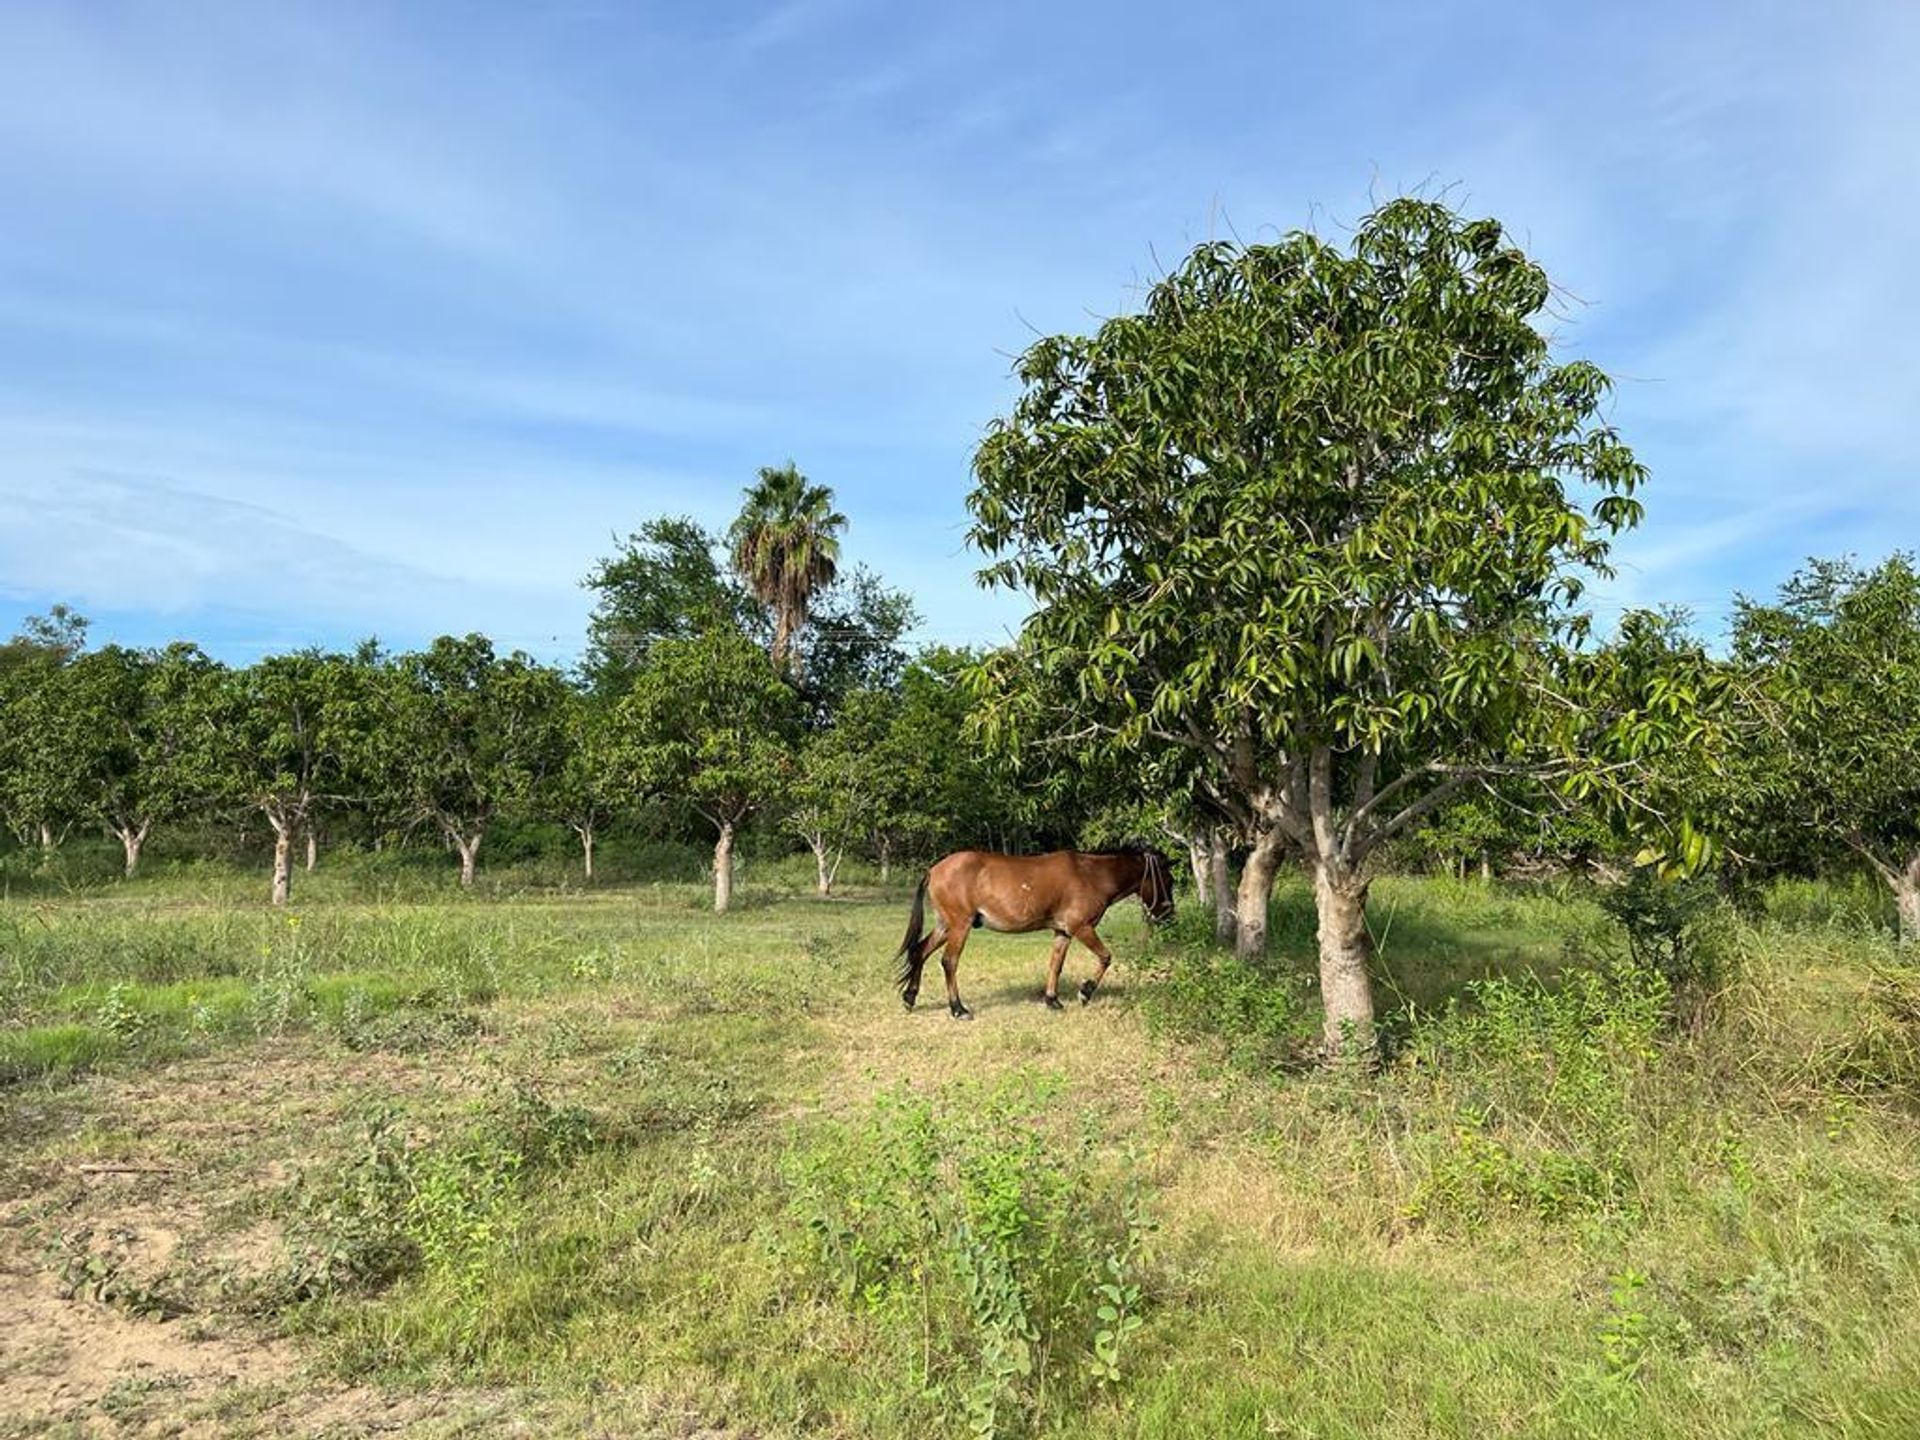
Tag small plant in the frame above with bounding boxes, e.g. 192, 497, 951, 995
53, 1229, 188, 1319
1598, 1268, 1653, 1380
94, 981, 146, 1039
1086, 1192, 1150, 1388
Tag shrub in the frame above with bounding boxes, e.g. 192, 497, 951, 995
1598, 869, 1730, 1023
1137, 912, 1314, 1069
276, 1085, 614, 1307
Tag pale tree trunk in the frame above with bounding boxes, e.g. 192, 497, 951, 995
1898, 853, 1920, 949
812, 837, 833, 896
269, 817, 295, 906
1313, 860, 1375, 1059
455, 832, 482, 888
1188, 834, 1213, 912
578, 825, 596, 882
878, 838, 892, 884
38, 821, 55, 852
1233, 827, 1287, 963
1210, 838, 1237, 948
115, 821, 150, 878
713, 821, 735, 913
305, 827, 319, 872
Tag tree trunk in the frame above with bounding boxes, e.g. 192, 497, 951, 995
714, 822, 735, 913
37, 821, 55, 852
305, 827, 319, 872
1898, 854, 1920, 949
116, 823, 149, 878
1188, 834, 1213, 911
1480, 853, 1493, 883
878, 838, 892, 884
813, 838, 832, 896
1211, 840, 1237, 948
1233, 828, 1287, 963
580, 826, 596, 882
270, 822, 294, 906
1313, 862, 1375, 1059
455, 832, 482, 888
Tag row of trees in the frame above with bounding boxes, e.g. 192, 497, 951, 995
0, 469, 1088, 909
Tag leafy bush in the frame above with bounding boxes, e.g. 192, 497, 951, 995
786, 1074, 1156, 1438
1598, 869, 1730, 1021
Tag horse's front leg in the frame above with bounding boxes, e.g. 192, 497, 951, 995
1072, 923, 1113, 1003
1042, 931, 1070, 1009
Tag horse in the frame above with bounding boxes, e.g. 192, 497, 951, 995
892, 847, 1176, 1018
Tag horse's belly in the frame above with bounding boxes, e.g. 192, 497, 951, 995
972, 908, 1044, 934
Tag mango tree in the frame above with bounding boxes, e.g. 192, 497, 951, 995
69, 644, 226, 875
617, 625, 799, 912
384, 636, 570, 887
552, 687, 645, 882
219, 651, 373, 904
1730, 556, 1920, 944
787, 687, 896, 894
0, 607, 98, 851
969, 198, 1698, 1056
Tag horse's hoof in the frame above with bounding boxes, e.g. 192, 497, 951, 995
902, 992, 917, 1012
949, 1002, 973, 1021
1044, 994, 1064, 1011
1079, 980, 1097, 1005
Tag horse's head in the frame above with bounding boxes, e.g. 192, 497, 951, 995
1139, 850, 1178, 924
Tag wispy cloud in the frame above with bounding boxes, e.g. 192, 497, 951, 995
0, 0, 1913, 660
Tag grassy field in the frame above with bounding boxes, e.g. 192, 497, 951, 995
3, 861, 1919, 1438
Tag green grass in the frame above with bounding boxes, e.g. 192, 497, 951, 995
4, 865, 1920, 1437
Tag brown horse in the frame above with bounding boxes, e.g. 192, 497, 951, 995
893, 847, 1176, 1018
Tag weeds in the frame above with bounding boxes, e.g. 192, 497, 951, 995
788, 1074, 1157, 1438
274, 1085, 615, 1311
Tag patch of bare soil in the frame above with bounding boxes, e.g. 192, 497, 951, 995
0, 1038, 518, 1436
0, 1249, 292, 1432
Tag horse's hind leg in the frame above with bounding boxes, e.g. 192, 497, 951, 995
1043, 931, 1071, 1010
941, 928, 973, 1020
1072, 924, 1114, 1004
902, 927, 947, 1010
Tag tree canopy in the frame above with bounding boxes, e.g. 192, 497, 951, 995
968, 198, 1698, 1054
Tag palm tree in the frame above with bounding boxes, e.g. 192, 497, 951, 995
728, 463, 847, 680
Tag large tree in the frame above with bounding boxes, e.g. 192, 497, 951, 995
383, 636, 570, 887
728, 463, 846, 680
581, 517, 752, 695
617, 626, 800, 912
69, 644, 226, 876
1729, 556, 1920, 944
790, 565, 919, 717
218, 651, 373, 904
968, 198, 1697, 1056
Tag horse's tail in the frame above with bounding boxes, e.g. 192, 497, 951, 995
894, 871, 930, 993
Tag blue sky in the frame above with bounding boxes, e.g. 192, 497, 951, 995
2, 1, 1916, 665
